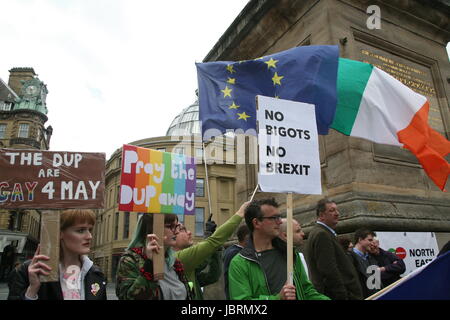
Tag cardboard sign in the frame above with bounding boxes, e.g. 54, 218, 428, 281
119, 145, 196, 214
257, 95, 322, 194
0, 149, 105, 209
376, 232, 439, 275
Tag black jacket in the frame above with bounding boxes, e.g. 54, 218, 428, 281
371, 248, 406, 287
8, 259, 107, 300
349, 250, 381, 298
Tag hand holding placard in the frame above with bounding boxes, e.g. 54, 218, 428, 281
145, 234, 161, 260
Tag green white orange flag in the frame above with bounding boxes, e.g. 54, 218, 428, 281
332, 58, 450, 190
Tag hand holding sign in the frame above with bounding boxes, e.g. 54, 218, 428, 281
26, 245, 51, 299
145, 234, 161, 260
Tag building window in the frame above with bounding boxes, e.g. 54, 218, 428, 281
114, 212, 119, 240
17, 211, 23, 231
0, 102, 12, 111
195, 207, 205, 237
156, 147, 166, 153
102, 215, 107, 243
177, 214, 185, 225
8, 212, 16, 230
195, 148, 203, 159
196, 178, 204, 197
110, 188, 114, 207
123, 212, 130, 239
106, 215, 110, 242
0, 123, 6, 139
99, 216, 103, 245
18, 123, 29, 138
173, 147, 184, 155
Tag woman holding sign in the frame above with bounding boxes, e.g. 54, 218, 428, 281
116, 213, 193, 300
9, 209, 107, 300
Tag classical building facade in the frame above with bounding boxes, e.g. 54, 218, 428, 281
203, 0, 450, 248
91, 99, 240, 282
0, 68, 53, 268
92, 1, 450, 287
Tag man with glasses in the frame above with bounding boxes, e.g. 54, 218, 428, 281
228, 198, 329, 300
174, 201, 250, 299
305, 198, 363, 300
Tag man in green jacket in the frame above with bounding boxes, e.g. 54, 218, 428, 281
174, 201, 249, 299
228, 198, 329, 300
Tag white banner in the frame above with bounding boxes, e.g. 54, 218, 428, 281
257, 95, 322, 194
376, 232, 439, 276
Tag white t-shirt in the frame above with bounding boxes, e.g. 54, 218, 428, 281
298, 252, 310, 280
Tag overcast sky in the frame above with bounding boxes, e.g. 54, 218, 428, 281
1, 1, 449, 160
0, 0, 249, 158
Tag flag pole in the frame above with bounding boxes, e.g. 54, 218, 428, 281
202, 142, 213, 219
286, 192, 294, 285
249, 184, 259, 202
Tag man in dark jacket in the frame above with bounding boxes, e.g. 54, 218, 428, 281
368, 239, 406, 287
349, 229, 381, 298
305, 198, 363, 300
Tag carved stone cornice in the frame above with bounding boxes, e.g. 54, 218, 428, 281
9, 137, 41, 149
204, 0, 450, 61
9, 108, 48, 123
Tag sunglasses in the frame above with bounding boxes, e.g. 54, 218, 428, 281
259, 214, 282, 222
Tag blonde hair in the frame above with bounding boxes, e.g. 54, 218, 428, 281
60, 209, 95, 230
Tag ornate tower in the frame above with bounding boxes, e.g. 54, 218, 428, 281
0, 67, 52, 265
0, 67, 52, 150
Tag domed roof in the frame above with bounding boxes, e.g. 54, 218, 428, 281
166, 99, 201, 136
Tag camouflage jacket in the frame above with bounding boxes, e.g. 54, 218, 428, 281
116, 247, 193, 300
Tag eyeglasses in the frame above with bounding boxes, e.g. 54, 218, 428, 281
164, 223, 181, 232
259, 215, 282, 222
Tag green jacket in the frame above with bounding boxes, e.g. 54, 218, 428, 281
175, 214, 242, 299
228, 237, 330, 300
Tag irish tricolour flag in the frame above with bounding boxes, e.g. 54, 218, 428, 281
332, 58, 450, 190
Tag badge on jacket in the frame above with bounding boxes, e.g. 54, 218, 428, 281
91, 283, 100, 296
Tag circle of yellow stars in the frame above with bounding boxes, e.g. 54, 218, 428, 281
221, 58, 284, 121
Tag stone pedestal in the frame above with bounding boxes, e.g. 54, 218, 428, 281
204, 0, 450, 244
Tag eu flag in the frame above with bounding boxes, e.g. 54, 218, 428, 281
196, 45, 339, 141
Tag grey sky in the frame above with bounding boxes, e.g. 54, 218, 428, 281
1, 1, 449, 159
0, 0, 249, 158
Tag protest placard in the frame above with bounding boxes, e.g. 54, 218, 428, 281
119, 144, 196, 214
0, 149, 105, 282
0, 149, 105, 209
257, 95, 322, 194
119, 145, 196, 278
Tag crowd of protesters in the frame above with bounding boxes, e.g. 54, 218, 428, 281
5, 198, 449, 300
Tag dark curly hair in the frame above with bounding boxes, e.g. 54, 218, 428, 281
244, 198, 279, 232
